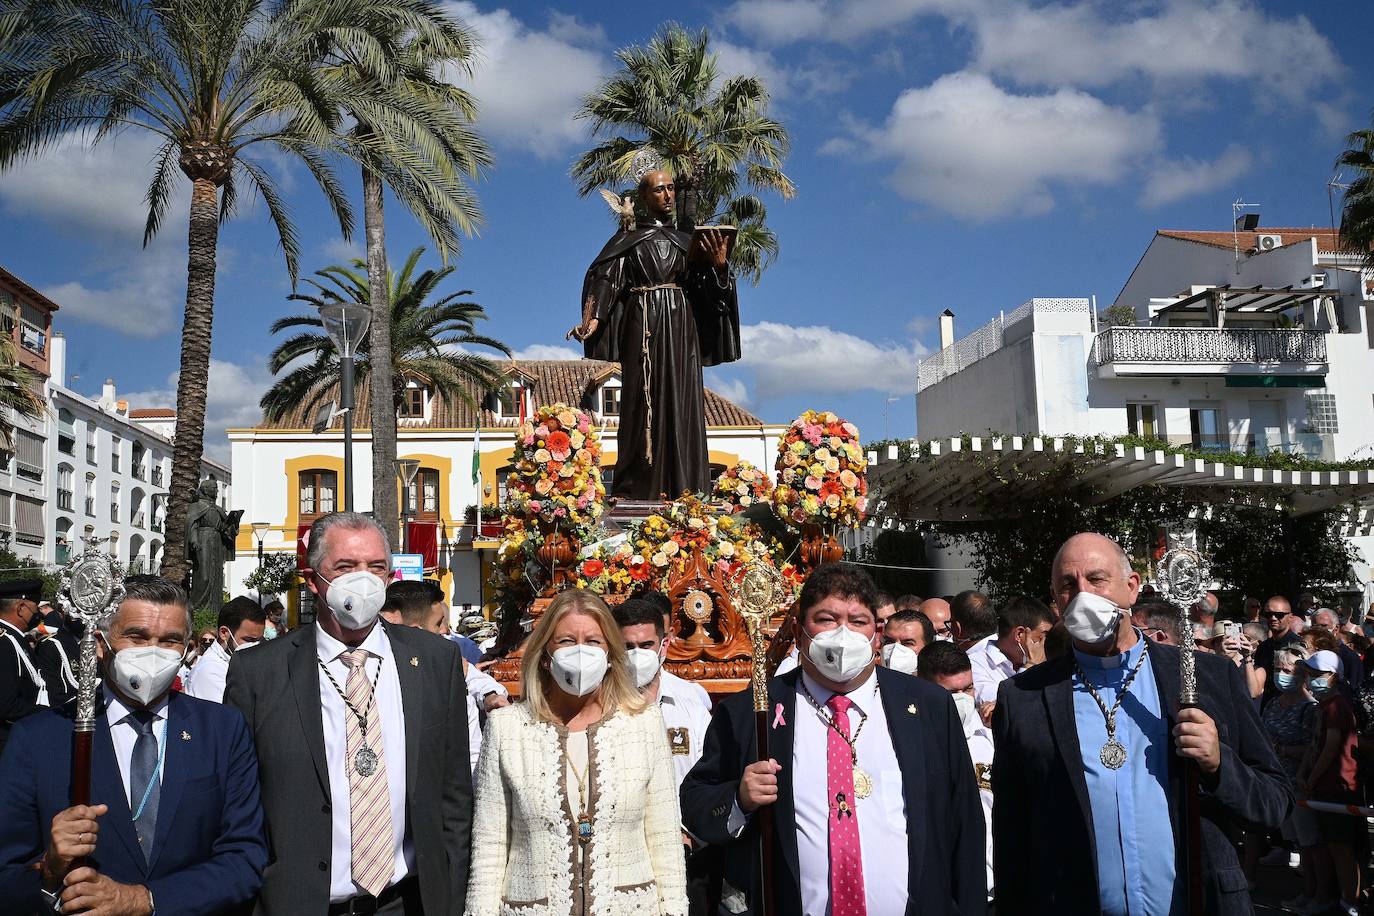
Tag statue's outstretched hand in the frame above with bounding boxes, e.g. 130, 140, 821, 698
698, 229, 729, 270
566, 318, 599, 342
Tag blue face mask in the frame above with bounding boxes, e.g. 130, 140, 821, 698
1275, 671, 1299, 691
1309, 675, 1333, 694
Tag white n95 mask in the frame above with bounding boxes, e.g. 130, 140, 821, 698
806, 626, 875, 683
880, 641, 919, 675
951, 691, 981, 738
1063, 591, 1123, 646
110, 646, 182, 706
550, 645, 608, 697
626, 647, 663, 689
321, 570, 387, 630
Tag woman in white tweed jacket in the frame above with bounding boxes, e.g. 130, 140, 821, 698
466, 590, 688, 916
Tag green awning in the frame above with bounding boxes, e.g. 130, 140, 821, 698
1224, 376, 1324, 388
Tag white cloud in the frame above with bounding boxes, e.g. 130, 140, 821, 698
123, 359, 269, 463
1141, 145, 1253, 208
734, 321, 928, 401
319, 237, 363, 264
443, 3, 608, 158
42, 245, 186, 337
723, 0, 957, 46
704, 373, 752, 408
835, 71, 1159, 219
510, 343, 581, 361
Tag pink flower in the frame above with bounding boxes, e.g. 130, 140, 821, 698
842, 422, 859, 438
529, 500, 541, 512
535, 424, 551, 438
802, 424, 824, 446
804, 475, 822, 490
522, 435, 535, 446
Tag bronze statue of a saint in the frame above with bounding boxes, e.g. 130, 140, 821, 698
571, 168, 741, 500
184, 479, 241, 611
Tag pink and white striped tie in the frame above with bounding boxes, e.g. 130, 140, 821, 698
342, 649, 394, 897
827, 694, 867, 916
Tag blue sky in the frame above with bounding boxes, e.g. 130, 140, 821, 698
1, 0, 1370, 461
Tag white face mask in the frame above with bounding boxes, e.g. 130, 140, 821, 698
880, 641, 919, 675
951, 691, 981, 738
108, 645, 183, 706
626, 646, 664, 689
319, 570, 388, 630
1063, 591, 1123, 646
806, 625, 875, 683
549, 645, 608, 697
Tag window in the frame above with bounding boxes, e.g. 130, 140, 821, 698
110, 481, 121, 524
151, 454, 164, 487
497, 383, 528, 420
599, 385, 621, 417
1189, 403, 1225, 451
107, 530, 120, 561
110, 435, 122, 473
404, 468, 440, 519
495, 465, 513, 506
299, 470, 337, 521
19, 302, 45, 355
55, 519, 72, 565
57, 465, 74, 511
86, 429, 97, 465
0, 493, 10, 529
1125, 403, 1158, 439
0, 291, 15, 334
131, 442, 146, 480
0, 449, 10, 473
130, 488, 145, 528
399, 386, 427, 419
84, 473, 96, 517
1304, 392, 1339, 434
150, 495, 164, 533
15, 429, 43, 481
14, 495, 42, 545
58, 409, 76, 456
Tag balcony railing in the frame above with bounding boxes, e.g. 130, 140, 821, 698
1095, 327, 1327, 366
110, 505, 120, 523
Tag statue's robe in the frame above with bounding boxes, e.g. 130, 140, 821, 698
580, 221, 741, 500
185, 499, 229, 611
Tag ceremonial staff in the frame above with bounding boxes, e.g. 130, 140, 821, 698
1155, 531, 1209, 916
729, 562, 792, 916
55, 539, 126, 871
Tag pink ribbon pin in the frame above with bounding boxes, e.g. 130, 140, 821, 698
772, 703, 786, 729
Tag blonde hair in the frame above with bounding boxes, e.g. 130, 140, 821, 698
520, 589, 646, 724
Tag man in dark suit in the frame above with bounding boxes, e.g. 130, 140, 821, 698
993, 533, 1291, 916
681, 563, 986, 915
0, 575, 266, 915
225, 511, 472, 916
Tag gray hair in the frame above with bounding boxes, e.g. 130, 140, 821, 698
306, 511, 392, 573
97, 575, 193, 637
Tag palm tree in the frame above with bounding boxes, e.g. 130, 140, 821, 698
0, 332, 44, 446
0, 0, 462, 581
319, 12, 491, 540
1336, 112, 1374, 269
261, 247, 510, 428
571, 23, 795, 283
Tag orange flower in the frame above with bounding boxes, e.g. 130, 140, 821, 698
581, 559, 605, 577
546, 430, 572, 454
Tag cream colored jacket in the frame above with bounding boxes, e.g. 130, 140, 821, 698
465, 702, 688, 916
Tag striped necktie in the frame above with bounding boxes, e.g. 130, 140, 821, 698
341, 648, 395, 897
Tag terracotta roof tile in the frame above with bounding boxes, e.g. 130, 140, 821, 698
256, 359, 762, 430
129, 408, 176, 418
1157, 228, 1360, 252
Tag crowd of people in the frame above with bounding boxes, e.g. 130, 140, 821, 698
0, 512, 1368, 915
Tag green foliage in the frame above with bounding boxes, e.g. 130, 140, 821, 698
191, 607, 219, 636
0, 334, 45, 447
243, 554, 298, 596
0, 542, 60, 599
260, 246, 511, 421
571, 23, 794, 283
1098, 304, 1139, 328
1336, 111, 1374, 270
853, 528, 929, 598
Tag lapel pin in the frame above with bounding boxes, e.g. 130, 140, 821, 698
907, 704, 918, 716
410, 657, 419, 667
772, 703, 786, 729
181, 730, 191, 740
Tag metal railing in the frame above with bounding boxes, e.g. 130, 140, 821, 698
1094, 327, 1327, 365
917, 298, 1091, 392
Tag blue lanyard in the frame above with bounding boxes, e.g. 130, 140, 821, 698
131, 720, 166, 822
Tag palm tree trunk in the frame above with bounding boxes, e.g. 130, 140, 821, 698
363, 165, 399, 540
161, 177, 220, 585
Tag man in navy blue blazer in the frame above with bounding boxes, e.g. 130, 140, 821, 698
0, 575, 267, 915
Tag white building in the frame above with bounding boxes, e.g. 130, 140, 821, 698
228, 359, 785, 621
44, 334, 231, 571
909, 225, 1374, 588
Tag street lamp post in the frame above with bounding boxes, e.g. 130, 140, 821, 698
397, 459, 420, 554
251, 521, 270, 607
318, 303, 372, 512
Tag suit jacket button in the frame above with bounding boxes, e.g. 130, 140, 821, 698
318, 861, 328, 872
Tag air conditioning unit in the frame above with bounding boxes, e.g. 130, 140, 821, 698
1254, 234, 1283, 252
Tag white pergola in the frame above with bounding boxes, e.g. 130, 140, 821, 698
865, 436, 1374, 525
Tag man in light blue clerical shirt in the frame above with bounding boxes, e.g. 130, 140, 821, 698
991, 533, 1292, 916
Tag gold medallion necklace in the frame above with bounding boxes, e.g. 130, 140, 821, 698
798, 679, 873, 799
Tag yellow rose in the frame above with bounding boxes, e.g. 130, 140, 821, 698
652, 552, 669, 567
719, 541, 735, 557
825, 456, 841, 474
534, 448, 552, 463
663, 540, 680, 557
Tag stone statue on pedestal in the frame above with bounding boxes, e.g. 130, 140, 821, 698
184, 479, 241, 611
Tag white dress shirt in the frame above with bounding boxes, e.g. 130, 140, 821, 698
104, 687, 169, 805
464, 662, 508, 706
316, 623, 413, 902
967, 634, 1017, 705
793, 670, 909, 916
184, 639, 230, 704
656, 673, 711, 787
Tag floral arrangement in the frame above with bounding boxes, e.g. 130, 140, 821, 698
574, 494, 801, 595
711, 460, 775, 513
771, 410, 868, 528
506, 403, 605, 528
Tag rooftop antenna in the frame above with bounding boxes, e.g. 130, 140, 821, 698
1328, 172, 1350, 243
1232, 199, 1260, 274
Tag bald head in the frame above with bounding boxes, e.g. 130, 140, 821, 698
638, 169, 675, 220
1051, 532, 1140, 614
919, 598, 952, 640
